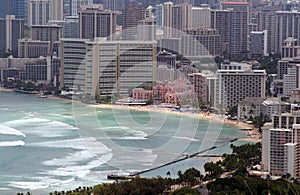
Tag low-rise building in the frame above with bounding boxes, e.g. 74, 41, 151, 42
237, 97, 265, 121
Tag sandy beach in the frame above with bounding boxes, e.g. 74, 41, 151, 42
0, 87, 261, 143
87, 103, 261, 143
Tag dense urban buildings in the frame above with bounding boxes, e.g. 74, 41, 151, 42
0, 15, 24, 57
79, 4, 116, 40
122, 5, 145, 40
28, 0, 51, 26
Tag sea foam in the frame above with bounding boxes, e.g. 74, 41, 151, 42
0, 125, 26, 137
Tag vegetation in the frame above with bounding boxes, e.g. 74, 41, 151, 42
171, 187, 201, 195
207, 176, 300, 194
204, 143, 261, 181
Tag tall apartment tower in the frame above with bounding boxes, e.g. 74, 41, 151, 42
163, 2, 173, 38
103, 0, 116, 11
63, 16, 79, 38
221, 1, 250, 25
163, 2, 192, 38
0, 0, 10, 19
0, 15, 24, 57
69, 0, 93, 16
275, 10, 300, 54
211, 10, 248, 59
9, 0, 28, 20
155, 4, 164, 27
79, 5, 116, 40
191, 5, 211, 29
257, 10, 276, 54
173, 3, 192, 30
50, 0, 64, 21
122, 5, 145, 40
28, 0, 50, 26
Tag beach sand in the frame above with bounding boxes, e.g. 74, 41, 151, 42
87, 104, 261, 143
0, 87, 260, 143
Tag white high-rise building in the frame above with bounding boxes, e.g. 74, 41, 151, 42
191, 5, 211, 29
262, 104, 300, 178
28, 0, 50, 26
283, 64, 297, 96
216, 69, 266, 110
60, 39, 157, 97
50, 0, 64, 21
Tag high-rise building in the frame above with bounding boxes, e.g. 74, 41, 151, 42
281, 37, 300, 58
163, 2, 192, 38
103, 0, 116, 11
211, 9, 230, 55
0, 15, 24, 57
283, 64, 297, 97
60, 39, 157, 97
275, 10, 300, 54
28, 0, 50, 26
0, 0, 10, 19
122, 5, 145, 40
221, 1, 250, 24
172, 3, 192, 37
155, 4, 164, 27
211, 10, 248, 59
18, 38, 51, 58
257, 10, 276, 53
137, 19, 156, 41
250, 30, 268, 57
69, 0, 93, 16
60, 38, 89, 92
9, 0, 27, 20
50, 0, 64, 21
262, 104, 300, 178
191, 5, 211, 29
63, 16, 79, 38
30, 25, 63, 42
79, 5, 116, 40
182, 28, 221, 56
163, 2, 173, 38
216, 69, 266, 109
28, 25, 62, 56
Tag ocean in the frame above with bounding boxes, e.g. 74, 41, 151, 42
0, 91, 247, 194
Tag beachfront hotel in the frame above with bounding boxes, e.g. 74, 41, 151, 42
215, 69, 267, 110
60, 38, 157, 98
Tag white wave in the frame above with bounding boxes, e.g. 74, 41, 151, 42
4, 118, 50, 126
173, 136, 199, 142
24, 121, 77, 137
118, 130, 148, 140
100, 126, 130, 130
0, 140, 25, 147
8, 181, 49, 190
28, 137, 112, 155
43, 150, 95, 166
47, 156, 112, 178
0, 125, 26, 137
49, 113, 73, 119
118, 136, 147, 140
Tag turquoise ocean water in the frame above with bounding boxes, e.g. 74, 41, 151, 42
0, 91, 248, 194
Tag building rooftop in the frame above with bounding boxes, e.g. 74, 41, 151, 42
222, 1, 250, 5
262, 98, 289, 106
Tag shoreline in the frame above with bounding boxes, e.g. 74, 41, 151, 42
87, 104, 261, 143
0, 87, 261, 143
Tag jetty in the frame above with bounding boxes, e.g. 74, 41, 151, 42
106, 138, 239, 179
